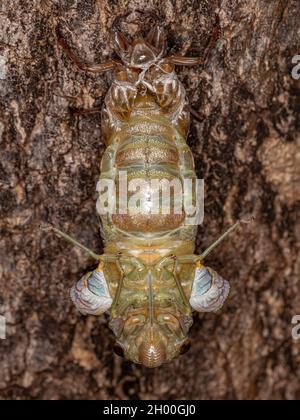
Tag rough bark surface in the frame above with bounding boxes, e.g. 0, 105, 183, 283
0, 0, 299, 400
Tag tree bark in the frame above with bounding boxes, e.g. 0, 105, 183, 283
0, 0, 299, 400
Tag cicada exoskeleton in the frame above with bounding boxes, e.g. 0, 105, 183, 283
48, 11, 250, 367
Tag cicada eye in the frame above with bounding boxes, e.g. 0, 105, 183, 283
180, 340, 191, 355
113, 343, 125, 358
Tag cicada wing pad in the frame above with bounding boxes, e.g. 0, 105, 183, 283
189, 265, 230, 313
70, 268, 112, 315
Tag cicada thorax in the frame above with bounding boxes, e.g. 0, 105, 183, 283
70, 254, 230, 366
106, 259, 195, 366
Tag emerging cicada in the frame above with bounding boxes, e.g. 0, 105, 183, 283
50, 12, 247, 367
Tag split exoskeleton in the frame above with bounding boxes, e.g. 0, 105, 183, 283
52, 13, 244, 367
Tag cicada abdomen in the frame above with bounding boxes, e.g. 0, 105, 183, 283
55, 14, 235, 367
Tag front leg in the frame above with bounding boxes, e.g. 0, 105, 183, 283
145, 61, 190, 137
161, 221, 250, 312
158, 255, 230, 313
102, 68, 138, 140
56, 27, 120, 73
41, 225, 145, 316
168, 14, 220, 67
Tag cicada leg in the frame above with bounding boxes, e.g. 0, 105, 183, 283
159, 219, 253, 313
174, 218, 253, 264
168, 14, 220, 67
41, 224, 148, 317
158, 253, 230, 314
198, 218, 253, 260
187, 106, 205, 123
157, 255, 190, 312
110, 256, 125, 317
41, 224, 100, 261
189, 219, 252, 313
69, 107, 102, 116
56, 27, 120, 73
103, 68, 138, 125
41, 224, 113, 314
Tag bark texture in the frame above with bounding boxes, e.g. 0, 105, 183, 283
0, 0, 299, 400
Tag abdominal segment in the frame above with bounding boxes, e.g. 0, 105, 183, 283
99, 94, 196, 239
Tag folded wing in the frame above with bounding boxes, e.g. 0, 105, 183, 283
189, 265, 230, 313
70, 269, 112, 315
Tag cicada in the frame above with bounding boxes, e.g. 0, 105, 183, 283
49, 12, 248, 367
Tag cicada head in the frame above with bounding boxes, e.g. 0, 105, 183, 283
111, 313, 193, 368
113, 26, 166, 69
138, 330, 166, 368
